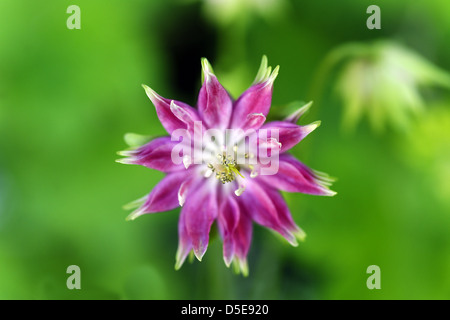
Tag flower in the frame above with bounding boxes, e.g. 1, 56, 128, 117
117, 56, 336, 275
325, 40, 450, 132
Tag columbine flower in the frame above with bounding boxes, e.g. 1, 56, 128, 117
327, 40, 450, 131
117, 56, 335, 275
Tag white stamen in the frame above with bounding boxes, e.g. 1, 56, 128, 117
178, 191, 186, 207
235, 184, 246, 196
204, 168, 213, 178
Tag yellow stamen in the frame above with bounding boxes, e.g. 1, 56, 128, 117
230, 166, 244, 179
207, 153, 245, 184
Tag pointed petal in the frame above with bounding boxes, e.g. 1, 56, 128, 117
142, 84, 199, 135
230, 60, 279, 129
260, 120, 320, 153
230, 204, 252, 273
261, 185, 306, 242
126, 170, 191, 221
232, 257, 249, 277
241, 113, 266, 132
257, 154, 336, 196
241, 178, 298, 246
182, 181, 218, 261
170, 100, 200, 135
175, 210, 193, 270
217, 196, 240, 266
197, 58, 233, 130
178, 174, 198, 207
257, 136, 282, 158
253, 55, 270, 84
119, 137, 185, 172
284, 101, 313, 124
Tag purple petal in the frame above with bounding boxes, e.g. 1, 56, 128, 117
197, 58, 233, 130
261, 185, 306, 241
170, 101, 201, 136
175, 210, 193, 270
241, 179, 298, 246
120, 137, 185, 172
241, 113, 267, 133
260, 120, 320, 153
230, 82, 274, 129
182, 180, 218, 261
178, 175, 198, 207
257, 136, 282, 159
230, 61, 279, 129
257, 154, 336, 196
126, 170, 191, 221
218, 196, 240, 266
142, 84, 199, 135
231, 205, 252, 267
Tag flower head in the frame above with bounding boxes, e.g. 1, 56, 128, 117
117, 56, 335, 275
328, 40, 450, 132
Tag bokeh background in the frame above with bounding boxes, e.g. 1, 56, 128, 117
1, 0, 450, 299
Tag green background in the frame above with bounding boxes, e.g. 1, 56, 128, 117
1, 0, 449, 299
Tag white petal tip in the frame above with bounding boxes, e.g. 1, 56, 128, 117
304, 121, 321, 133
239, 260, 249, 277
141, 84, 153, 95
288, 237, 299, 247
234, 187, 245, 196
116, 150, 135, 157
142, 84, 164, 104
325, 190, 338, 197
194, 251, 204, 262
293, 228, 307, 242
310, 120, 321, 129
115, 158, 135, 165
224, 257, 233, 268
201, 57, 214, 80
178, 194, 185, 207
125, 213, 138, 221
285, 101, 314, 123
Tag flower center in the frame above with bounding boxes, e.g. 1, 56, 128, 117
207, 154, 244, 184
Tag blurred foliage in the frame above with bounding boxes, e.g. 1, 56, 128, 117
326, 40, 450, 132
0, 0, 449, 300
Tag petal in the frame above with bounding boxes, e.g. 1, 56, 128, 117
230, 204, 252, 276
257, 154, 336, 196
178, 174, 199, 207
241, 113, 267, 133
261, 185, 306, 242
241, 178, 298, 246
170, 100, 201, 136
182, 180, 218, 261
118, 137, 185, 172
230, 57, 279, 129
257, 136, 282, 159
126, 170, 191, 221
217, 195, 240, 266
260, 120, 320, 153
284, 101, 313, 124
175, 210, 193, 270
142, 84, 199, 135
197, 58, 233, 130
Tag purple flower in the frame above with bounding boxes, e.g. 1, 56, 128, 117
117, 56, 336, 275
